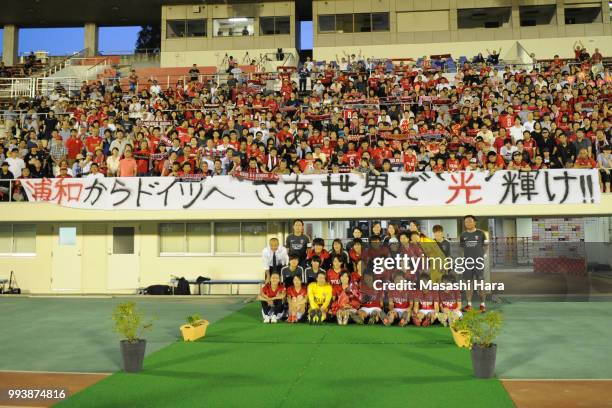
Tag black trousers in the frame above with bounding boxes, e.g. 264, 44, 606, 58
261, 300, 284, 316
299, 78, 307, 92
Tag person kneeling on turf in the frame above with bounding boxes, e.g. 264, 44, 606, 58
331, 271, 361, 325
412, 274, 439, 327
307, 271, 332, 324
287, 275, 307, 323
436, 275, 463, 327
384, 272, 412, 326
259, 271, 286, 323
356, 273, 384, 325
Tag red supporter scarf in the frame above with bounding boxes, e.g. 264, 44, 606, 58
232, 172, 280, 182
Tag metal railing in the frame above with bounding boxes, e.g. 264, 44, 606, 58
0, 78, 36, 99
40, 48, 88, 78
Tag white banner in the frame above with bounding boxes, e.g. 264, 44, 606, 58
20, 169, 601, 210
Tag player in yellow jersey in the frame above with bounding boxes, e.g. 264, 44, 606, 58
307, 271, 333, 324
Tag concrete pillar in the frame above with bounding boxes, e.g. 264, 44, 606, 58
602, 0, 610, 27
449, 0, 458, 42
511, 0, 521, 39
556, 0, 566, 36
2, 25, 19, 66
84, 23, 98, 57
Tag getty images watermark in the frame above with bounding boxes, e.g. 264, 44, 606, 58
371, 255, 505, 291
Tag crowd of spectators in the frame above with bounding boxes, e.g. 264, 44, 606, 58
0, 46, 610, 201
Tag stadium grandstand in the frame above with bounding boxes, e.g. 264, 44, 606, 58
0, 1, 611, 408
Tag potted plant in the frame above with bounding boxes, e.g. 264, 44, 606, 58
462, 310, 503, 378
112, 302, 153, 373
180, 314, 209, 342
449, 316, 471, 348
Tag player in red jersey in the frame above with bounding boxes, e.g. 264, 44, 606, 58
286, 275, 307, 323
331, 271, 361, 325
306, 238, 330, 268
412, 274, 439, 327
383, 272, 413, 327
355, 273, 384, 325
348, 239, 364, 281
326, 254, 345, 286
258, 271, 286, 323
436, 275, 463, 327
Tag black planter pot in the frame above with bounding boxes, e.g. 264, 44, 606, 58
471, 344, 497, 378
120, 339, 146, 373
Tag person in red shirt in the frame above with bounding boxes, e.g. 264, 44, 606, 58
331, 271, 361, 325
348, 239, 364, 281
84, 132, 103, 155
498, 109, 514, 130
65, 129, 84, 163
286, 275, 307, 323
56, 165, 73, 179
306, 238, 331, 268
355, 273, 384, 324
432, 157, 446, 172
446, 150, 461, 171
118, 148, 138, 177
403, 148, 418, 172
344, 142, 360, 169
326, 254, 345, 286
574, 148, 596, 168
383, 272, 413, 327
258, 271, 286, 323
412, 274, 439, 326
133, 140, 151, 176
522, 131, 537, 159
436, 275, 463, 327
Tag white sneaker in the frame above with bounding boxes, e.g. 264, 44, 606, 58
263, 315, 270, 323
270, 315, 277, 323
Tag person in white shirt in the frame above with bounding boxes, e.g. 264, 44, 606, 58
149, 80, 162, 95
509, 118, 524, 142
500, 139, 518, 163
262, 237, 289, 282
522, 112, 535, 133
85, 162, 105, 179
6, 148, 26, 178
304, 57, 314, 72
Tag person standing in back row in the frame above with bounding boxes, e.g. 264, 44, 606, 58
460, 215, 488, 312
285, 219, 310, 267
262, 237, 289, 282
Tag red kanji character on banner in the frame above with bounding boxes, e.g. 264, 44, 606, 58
24, 178, 54, 201
51, 178, 84, 204
446, 172, 482, 204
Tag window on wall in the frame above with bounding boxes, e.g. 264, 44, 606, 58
260, 16, 291, 35
519, 5, 556, 26
159, 222, 271, 255
213, 18, 255, 37
318, 15, 336, 32
166, 19, 207, 38
564, 7, 602, 24
317, 13, 389, 33
336, 14, 354, 33
457, 7, 512, 29
354, 13, 372, 32
372, 12, 390, 31
186, 20, 207, 37
0, 224, 36, 255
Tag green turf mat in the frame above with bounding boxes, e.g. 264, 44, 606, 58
56, 303, 515, 408
0, 297, 245, 373
495, 301, 612, 379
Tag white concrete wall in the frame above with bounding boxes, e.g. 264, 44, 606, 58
313, 35, 612, 61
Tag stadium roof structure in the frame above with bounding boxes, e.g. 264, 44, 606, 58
0, 0, 305, 27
